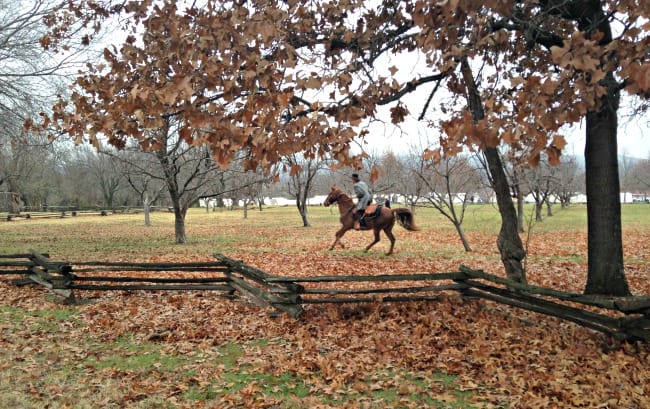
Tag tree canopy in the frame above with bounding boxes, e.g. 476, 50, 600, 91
34, 0, 649, 169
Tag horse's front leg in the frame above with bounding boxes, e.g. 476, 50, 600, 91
364, 228, 381, 252
329, 228, 348, 251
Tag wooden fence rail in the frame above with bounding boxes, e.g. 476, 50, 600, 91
1, 251, 649, 342
3, 251, 236, 302
214, 253, 650, 342
3, 207, 160, 221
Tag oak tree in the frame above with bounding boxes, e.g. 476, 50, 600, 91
38, 0, 649, 294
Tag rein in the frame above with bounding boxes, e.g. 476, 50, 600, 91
336, 195, 355, 213
326, 190, 356, 214
326, 192, 342, 204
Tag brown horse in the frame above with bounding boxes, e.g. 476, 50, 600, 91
323, 186, 419, 255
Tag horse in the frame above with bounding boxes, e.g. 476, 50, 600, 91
323, 186, 419, 255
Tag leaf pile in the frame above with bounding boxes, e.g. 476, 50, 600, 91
0, 209, 649, 408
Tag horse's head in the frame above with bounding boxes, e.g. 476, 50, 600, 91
323, 187, 343, 207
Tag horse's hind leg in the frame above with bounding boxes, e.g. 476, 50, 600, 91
383, 227, 396, 255
364, 228, 381, 253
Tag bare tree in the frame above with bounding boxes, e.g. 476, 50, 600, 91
112, 147, 167, 226
79, 146, 125, 210
524, 157, 558, 222
230, 167, 270, 220
372, 151, 405, 204
0, 2, 67, 213
628, 157, 650, 195
416, 155, 482, 251
391, 149, 429, 212
0, 127, 54, 213
619, 150, 638, 192
57, 146, 104, 208
1, 1, 111, 214
1, 1, 86, 129
283, 154, 329, 227
124, 118, 224, 243
551, 156, 584, 209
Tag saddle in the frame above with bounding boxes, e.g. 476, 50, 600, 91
362, 204, 382, 220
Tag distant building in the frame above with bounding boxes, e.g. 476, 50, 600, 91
621, 192, 649, 203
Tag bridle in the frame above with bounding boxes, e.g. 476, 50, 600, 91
324, 191, 342, 206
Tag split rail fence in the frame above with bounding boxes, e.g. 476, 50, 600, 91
1, 250, 649, 343
3, 206, 170, 221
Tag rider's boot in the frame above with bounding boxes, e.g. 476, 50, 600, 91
354, 209, 363, 230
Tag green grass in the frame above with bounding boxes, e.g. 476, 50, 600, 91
0, 309, 478, 407
0, 304, 80, 332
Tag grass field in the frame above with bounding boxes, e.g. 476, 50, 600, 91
1, 203, 649, 408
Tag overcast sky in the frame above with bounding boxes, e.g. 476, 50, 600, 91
359, 94, 650, 160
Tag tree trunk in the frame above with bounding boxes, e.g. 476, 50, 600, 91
454, 222, 472, 252
560, 195, 570, 209
484, 148, 527, 283
174, 212, 187, 244
583, 73, 630, 296
7, 178, 21, 214
516, 192, 525, 232
546, 199, 553, 217
535, 200, 543, 222
568, 2, 631, 296
143, 192, 152, 226
460, 58, 526, 283
296, 194, 310, 227
300, 207, 310, 227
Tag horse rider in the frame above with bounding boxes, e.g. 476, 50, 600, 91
352, 173, 372, 230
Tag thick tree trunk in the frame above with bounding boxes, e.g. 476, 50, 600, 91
174, 212, 187, 244
484, 148, 527, 283
11, 192, 20, 214
583, 76, 630, 296
460, 58, 526, 283
527, 0, 631, 295
8, 178, 21, 214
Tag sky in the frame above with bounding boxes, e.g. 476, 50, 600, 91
360, 94, 650, 160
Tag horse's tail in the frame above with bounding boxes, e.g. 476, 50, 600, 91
392, 208, 419, 231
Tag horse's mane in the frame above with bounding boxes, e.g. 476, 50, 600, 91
331, 186, 351, 198
328, 186, 354, 207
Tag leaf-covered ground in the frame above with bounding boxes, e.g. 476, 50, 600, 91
0, 205, 649, 408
